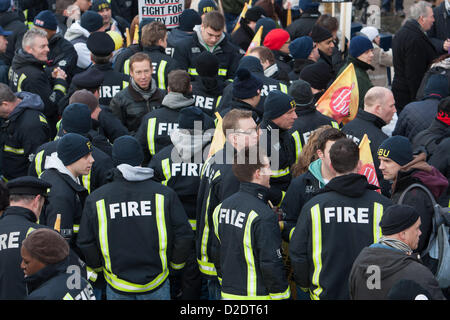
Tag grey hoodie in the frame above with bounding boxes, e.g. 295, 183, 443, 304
170, 129, 212, 162
161, 91, 194, 110
193, 24, 225, 52
117, 164, 154, 181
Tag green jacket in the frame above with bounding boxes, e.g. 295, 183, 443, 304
337, 56, 374, 110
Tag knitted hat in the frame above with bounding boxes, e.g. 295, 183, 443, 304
72, 67, 105, 89
263, 90, 296, 120
299, 0, 320, 11
198, 0, 217, 15
289, 36, 313, 59
0, 0, 10, 12
288, 80, 314, 107
7, 176, 51, 197
178, 106, 215, 130
300, 61, 333, 90
87, 31, 115, 56
91, 0, 110, 12
80, 11, 104, 33
69, 89, 98, 112
22, 228, 69, 265
360, 26, 379, 42
263, 28, 290, 51
377, 136, 413, 166
62, 103, 92, 135
233, 68, 263, 99
238, 55, 264, 73
34, 10, 58, 31
387, 279, 431, 300
423, 74, 449, 99
310, 25, 333, 43
179, 9, 201, 32
245, 6, 266, 22
112, 135, 143, 167
57, 133, 93, 166
195, 51, 219, 78
349, 35, 374, 58
379, 204, 420, 236
255, 17, 276, 41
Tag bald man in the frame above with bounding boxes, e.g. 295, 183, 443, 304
342, 87, 396, 195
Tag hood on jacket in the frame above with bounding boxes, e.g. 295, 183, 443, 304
321, 173, 378, 197
193, 24, 225, 52
161, 91, 194, 110
117, 163, 154, 182
64, 22, 90, 41
308, 158, 328, 188
396, 152, 448, 199
170, 129, 212, 162
25, 258, 69, 295
9, 91, 45, 118
44, 152, 79, 184
11, 49, 45, 70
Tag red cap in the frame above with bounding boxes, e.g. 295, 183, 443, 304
263, 28, 290, 51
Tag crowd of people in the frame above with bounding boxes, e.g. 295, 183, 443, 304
0, 0, 449, 301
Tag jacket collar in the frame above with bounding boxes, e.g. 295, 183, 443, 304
321, 173, 379, 197
1, 206, 37, 223
239, 181, 269, 203
348, 55, 375, 71
25, 259, 69, 295
356, 109, 386, 128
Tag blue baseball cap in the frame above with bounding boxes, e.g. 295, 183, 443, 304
0, 26, 12, 37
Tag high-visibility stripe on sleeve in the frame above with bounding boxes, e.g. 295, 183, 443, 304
39, 115, 48, 124
146, 118, 157, 156
271, 167, 290, 178
215, 96, 222, 107
218, 68, 227, 76
161, 158, 171, 186
97, 199, 112, 271
331, 121, 339, 129
243, 210, 259, 297
17, 74, 27, 92
289, 227, 295, 242
34, 150, 45, 177
157, 60, 167, 89
123, 59, 130, 75
212, 203, 222, 242
54, 84, 66, 95
188, 68, 198, 76
291, 131, 302, 164
82, 171, 92, 194
73, 224, 80, 233
310, 204, 323, 300
373, 202, 383, 243
122, 80, 129, 88
170, 261, 185, 270
279, 83, 288, 93
188, 219, 197, 231
4, 145, 24, 154
26, 227, 35, 238
270, 286, 291, 300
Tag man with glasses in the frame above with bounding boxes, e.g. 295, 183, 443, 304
172, 10, 242, 82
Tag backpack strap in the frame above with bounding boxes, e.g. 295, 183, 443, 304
398, 183, 437, 207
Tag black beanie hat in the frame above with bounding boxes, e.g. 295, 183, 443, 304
300, 61, 333, 90
195, 51, 219, 78
245, 6, 266, 22
34, 10, 58, 31
179, 9, 202, 32
62, 103, 92, 135
311, 24, 333, 43
178, 106, 215, 130
112, 135, 144, 167
57, 133, 93, 166
232, 68, 263, 99
22, 228, 69, 265
379, 204, 420, 236
263, 90, 296, 120
81, 11, 104, 33
377, 136, 413, 166
288, 80, 314, 107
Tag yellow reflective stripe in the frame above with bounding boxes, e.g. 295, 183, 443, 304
122, 80, 129, 88
170, 261, 185, 270
82, 171, 91, 194
155, 193, 168, 272
270, 286, 291, 300
123, 59, 130, 75
104, 267, 168, 293
157, 60, 167, 89
146, 118, 157, 156
291, 131, 302, 164
373, 202, 383, 243
222, 292, 271, 300
218, 68, 227, 76
4, 145, 24, 154
275, 191, 286, 207
331, 121, 339, 129
212, 203, 222, 243
197, 259, 217, 276
310, 204, 323, 300
97, 199, 112, 271
26, 227, 35, 238
54, 84, 66, 95
188, 68, 198, 76
279, 83, 288, 93
289, 227, 295, 242
161, 158, 171, 186
271, 167, 290, 178
39, 115, 48, 124
189, 219, 197, 231
86, 266, 98, 282
63, 293, 74, 300
34, 150, 45, 177
73, 224, 80, 233
216, 96, 222, 107
244, 210, 258, 296
17, 74, 27, 92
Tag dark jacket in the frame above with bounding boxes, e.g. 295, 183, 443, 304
211, 182, 290, 300
77, 165, 194, 294
273, 50, 293, 82
413, 119, 450, 159
142, 45, 179, 90
135, 92, 194, 164
393, 97, 441, 141
349, 243, 446, 300
109, 78, 165, 133
230, 22, 254, 52
0, 11, 27, 66
391, 153, 449, 255
92, 63, 130, 106
289, 173, 392, 300
288, 58, 315, 81
46, 33, 78, 80
191, 76, 226, 117
286, 9, 321, 40
427, 2, 450, 55
25, 258, 95, 300
338, 56, 374, 110
113, 44, 141, 74
0, 206, 47, 300
392, 19, 438, 113
93, 105, 129, 144
219, 97, 263, 125
9, 49, 67, 123
428, 137, 450, 207
0, 92, 50, 180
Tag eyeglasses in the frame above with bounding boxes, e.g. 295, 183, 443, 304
234, 128, 259, 136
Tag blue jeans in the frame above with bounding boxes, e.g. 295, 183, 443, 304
382, 0, 403, 11
106, 280, 171, 300
207, 278, 222, 300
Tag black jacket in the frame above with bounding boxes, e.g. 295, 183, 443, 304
288, 58, 315, 81
211, 182, 290, 300
413, 119, 450, 159
0, 11, 27, 66
349, 243, 446, 300
93, 105, 129, 144
289, 173, 392, 300
427, 2, 450, 55
77, 166, 194, 294
142, 45, 179, 90
46, 33, 78, 80
286, 10, 321, 40
0, 92, 50, 180
25, 258, 95, 300
428, 137, 450, 207
9, 49, 67, 123
90, 63, 130, 106
191, 76, 226, 118
0, 206, 47, 300
231, 22, 254, 52
219, 97, 263, 125
392, 19, 438, 112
